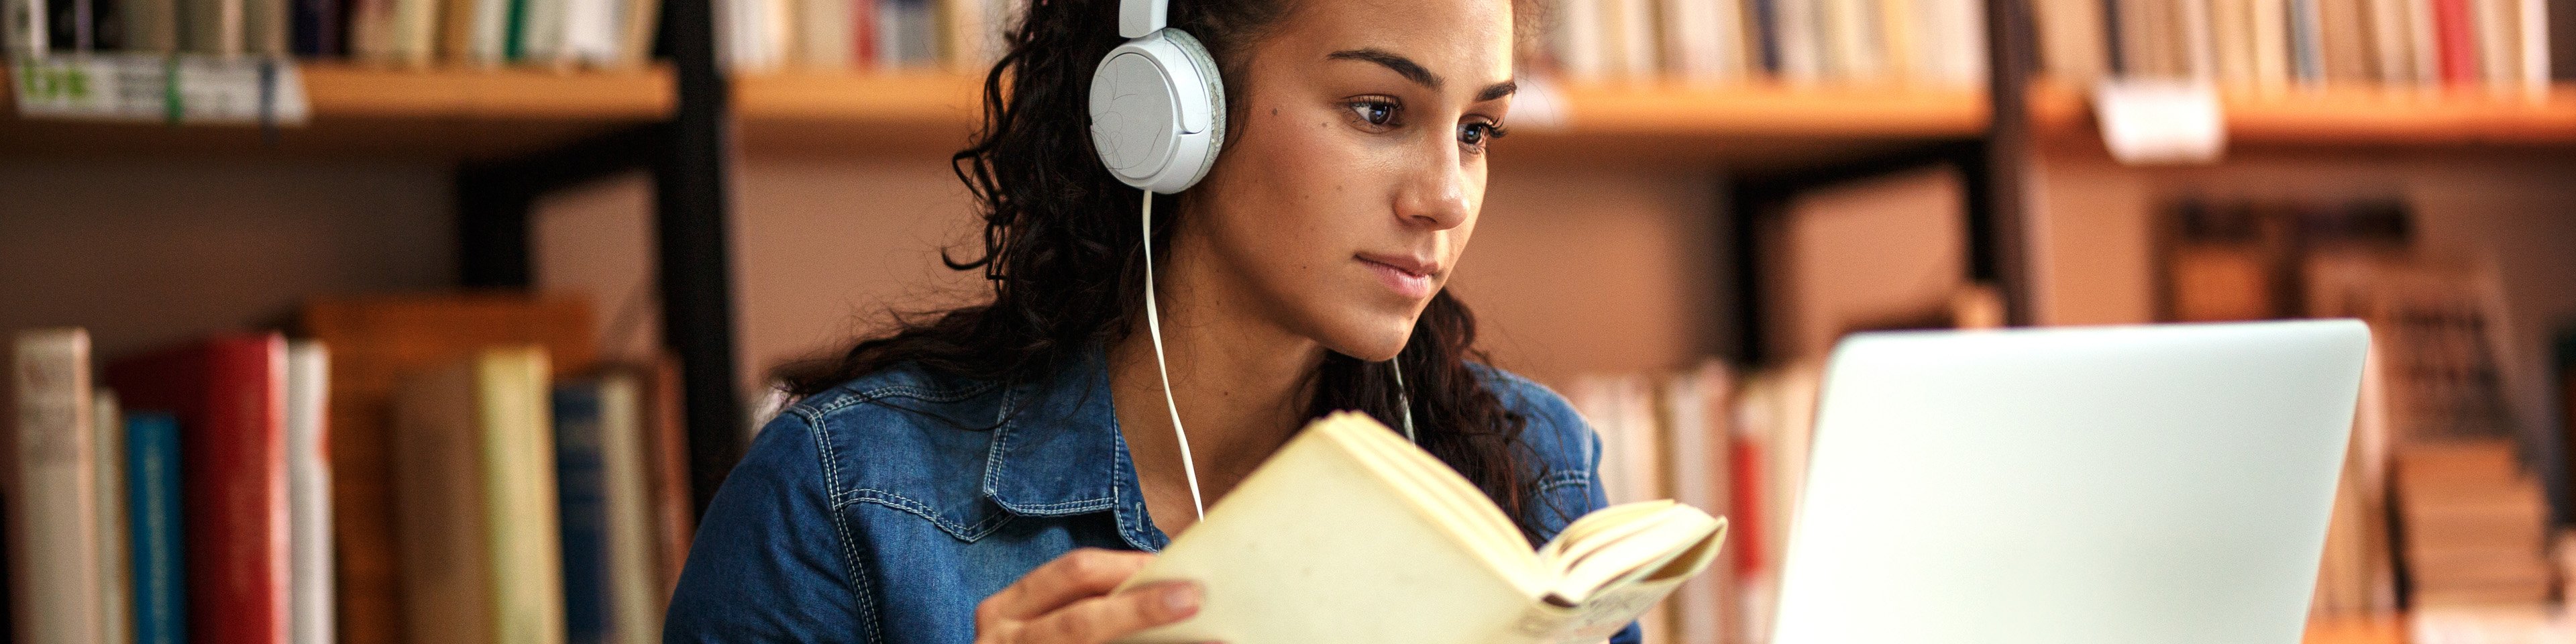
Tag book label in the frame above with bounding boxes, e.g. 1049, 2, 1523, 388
13, 53, 310, 125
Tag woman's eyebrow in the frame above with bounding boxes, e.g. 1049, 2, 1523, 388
1328, 48, 1443, 89
1327, 48, 1519, 102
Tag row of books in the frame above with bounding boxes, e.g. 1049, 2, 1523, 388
2033, 0, 2570, 93
1562, 359, 1826, 644
3, 292, 692, 644
0, 0, 659, 67
1534, 0, 1989, 86
715, 0, 1007, 72
2161, 197, 2561, 617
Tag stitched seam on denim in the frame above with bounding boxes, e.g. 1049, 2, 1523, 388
1533, 470, 1589, 493
804, 412, 881, 644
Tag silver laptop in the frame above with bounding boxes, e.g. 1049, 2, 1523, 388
1771, 320, 2370, 644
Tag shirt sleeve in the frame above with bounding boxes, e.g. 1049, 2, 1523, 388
664, 410, 875, 643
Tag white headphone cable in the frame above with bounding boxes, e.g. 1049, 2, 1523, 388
1140, 189, 1422, 523
1392, 360, 1416, 443
1140, 189, 1209, 522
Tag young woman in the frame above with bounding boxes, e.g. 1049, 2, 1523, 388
663, 0, 1639, 642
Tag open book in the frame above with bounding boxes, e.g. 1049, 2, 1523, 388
1114, 412, 1727, 644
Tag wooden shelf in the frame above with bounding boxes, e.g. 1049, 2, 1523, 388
731, 72, 1991, 168
2, 62, 676, 160
2030, 79, 2576, 148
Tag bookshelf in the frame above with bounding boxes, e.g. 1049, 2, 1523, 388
731, 71, 1992, 166
0, 64, 676, 160
7, 0, 2573, 637
2027, 79, 2576, 146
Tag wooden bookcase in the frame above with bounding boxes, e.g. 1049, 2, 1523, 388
6, 0, 2573, 639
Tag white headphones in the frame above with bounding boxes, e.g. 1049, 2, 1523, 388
1089, 0, 1413, 525
1087, 0, 1226, 194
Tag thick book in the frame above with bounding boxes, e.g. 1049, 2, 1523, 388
284, 341, 332, 644
392, 347, 566, 644
8, 328, 104, 644
299, 293, 594, 644
125, 412, 186, 644
105, 332, 290, 644
1112, 413, 1727, 644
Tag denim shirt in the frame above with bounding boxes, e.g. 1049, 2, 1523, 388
664, 346, 1642, 644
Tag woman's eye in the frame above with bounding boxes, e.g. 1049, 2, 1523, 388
1347, 101, 1397, 127
1458, 122, 1507, 152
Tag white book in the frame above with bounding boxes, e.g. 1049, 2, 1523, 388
1551, 0, 1609, 80
599, 375, 659, 644
286, 341, 333, 644
520, 0, 568, 62
1660, 363, 1735, 644
561, 0, 618, 64
2252, 0, 2292, 91
2364, 0, 2414, 83
2474, 0, 2517, 89
2515, 0, 2545, 91
1605, 0, 1656, 76
1776, 0, 1826, 83
792, 0, 851, 68
2406, 0, 2440, 87
94, 390, 131, 644
1112, 413, 1727, 644
1925, 0, 1987, 87
1663, 0, 1748, 82
2182, 0, 2219, 79
9, 328, 103, 644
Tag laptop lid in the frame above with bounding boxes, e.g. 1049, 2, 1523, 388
1771, 319, 2369, 644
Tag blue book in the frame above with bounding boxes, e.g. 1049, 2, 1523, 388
126, 413, 185, 644
553, 382, 610, 644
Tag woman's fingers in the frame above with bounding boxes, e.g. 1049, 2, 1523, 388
982, 548, 1157, 622
1017, 581, 1202, 644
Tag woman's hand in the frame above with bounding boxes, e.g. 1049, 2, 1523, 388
974, 547, 1203, 644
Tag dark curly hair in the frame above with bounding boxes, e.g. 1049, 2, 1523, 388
780, 0, 1557, 543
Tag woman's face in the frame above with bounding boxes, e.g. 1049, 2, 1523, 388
1175, 0, 1515, 362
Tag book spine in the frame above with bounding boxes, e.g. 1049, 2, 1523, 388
10, 329, 102, 644
286, 343, 332, 644
2252, 0, 2291, 89
199, 335, 289, 644
2432, 0, 2475, 85
1750, 0, 1782, 73
483, 350, 566, 644
126, 413, 186, 644
289, 0, 336, 54
2364, 0, 2412, 83
553, 383, 610, 644
94, 390, 131, 644
2215, 0, 2257, 86
598, 376, 656, 644
645, 358, 695, 606
3, 0, 44, 58
2471, 0, 2515, 89
2514, 0, 2542, 89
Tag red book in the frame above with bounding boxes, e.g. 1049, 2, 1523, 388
106, 333, 290, 644
2432, 0, 2479, 85
853, 0, 877, 68
1729, 436, 1764, 577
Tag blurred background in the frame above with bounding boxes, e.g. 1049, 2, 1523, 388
3, 0, 2573, 643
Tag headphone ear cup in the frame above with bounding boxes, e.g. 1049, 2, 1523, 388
1161, 29, 1225, 189
1088, 29, 1226, 194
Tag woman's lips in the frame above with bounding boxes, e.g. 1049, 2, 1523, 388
1358, 255, 1436, 300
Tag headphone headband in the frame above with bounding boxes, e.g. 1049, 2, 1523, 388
1119, 0, 1167, 38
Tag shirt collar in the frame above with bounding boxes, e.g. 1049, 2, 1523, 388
979, 342, 1171, 551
